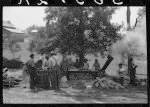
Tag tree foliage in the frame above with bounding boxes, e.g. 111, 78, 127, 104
32, 7, 122, 63
3, 33, 22, 58
137, 7, 146, 16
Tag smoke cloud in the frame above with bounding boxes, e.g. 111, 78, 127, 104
110, 14, 146, 60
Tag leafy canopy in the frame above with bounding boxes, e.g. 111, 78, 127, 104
31, 7, 122, 59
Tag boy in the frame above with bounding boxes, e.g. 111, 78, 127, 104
117, 63, 126, 86
82, 59, 89, 70
92, 59, 101, 70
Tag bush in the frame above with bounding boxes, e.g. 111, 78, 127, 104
3, 57, 24, 69
3, 57, 9, 68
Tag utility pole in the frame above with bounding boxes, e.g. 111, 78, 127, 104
126, 6, 131, 31
126, 6, 133, 84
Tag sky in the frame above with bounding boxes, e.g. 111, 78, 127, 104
3, 6, 144, 31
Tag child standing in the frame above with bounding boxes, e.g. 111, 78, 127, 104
92, 59, 101, 70
117, 63, 126, 86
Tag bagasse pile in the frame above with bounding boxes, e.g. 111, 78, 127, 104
3, 76, 22, 88
84, 77, 125, 89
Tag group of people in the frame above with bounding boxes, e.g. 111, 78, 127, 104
25, 53, 72, 92
3, 53, 137, 92
25, 53, 58, 92
74, 58, 101, 70
73, 57, 138, 87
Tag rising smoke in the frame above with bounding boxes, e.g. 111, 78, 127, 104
110, 14, 146, 61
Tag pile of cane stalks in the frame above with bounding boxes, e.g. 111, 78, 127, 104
84, 76, 125, 90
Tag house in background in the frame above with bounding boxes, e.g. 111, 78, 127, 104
3, 21, 28, 49
3, 21, 24, 36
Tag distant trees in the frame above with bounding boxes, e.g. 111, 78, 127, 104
25, 25, 39, 36
27, 26, 52, 54
3, 33, 22, 58
137, 7, 146, 16
25, 25, 46, 54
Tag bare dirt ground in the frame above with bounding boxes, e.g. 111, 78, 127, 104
3, 70, 148, 104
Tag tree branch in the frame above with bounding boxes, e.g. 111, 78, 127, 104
132, 14, 143, 29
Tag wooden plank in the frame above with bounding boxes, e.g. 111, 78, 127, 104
67, 70, 99, 80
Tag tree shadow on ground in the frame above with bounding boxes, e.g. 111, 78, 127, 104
58, 85, 147, 103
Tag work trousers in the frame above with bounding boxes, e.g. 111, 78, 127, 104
130, 69, 136, 85
119, 77, 124, 86
49, 70, 59, 90
28, 67, 39, 89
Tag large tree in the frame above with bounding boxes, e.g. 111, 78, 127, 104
36, 7, 121, 64
44, 7, 121, 63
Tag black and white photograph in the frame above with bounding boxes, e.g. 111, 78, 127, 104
2, 5, 147, 104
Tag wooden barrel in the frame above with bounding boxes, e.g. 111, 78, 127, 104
37, 70, 50, 89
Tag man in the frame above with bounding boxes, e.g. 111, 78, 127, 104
74, 59, 80, 68
43, 55, 53, 69
35, 59, 43, 70
68, 57, 73, 68
60, 56, 70, 77
41, 55, 53, 89
129, 57, 137, 86
59, 56, 70, 88
40, 53, 45, 62
47, 54, 61, 91
26, 54, 39, 92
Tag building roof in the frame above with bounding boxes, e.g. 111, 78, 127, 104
3, 27, 24, 34
31, 30, 38, 33
3, 21, 24, 34
3, 21, 15, 28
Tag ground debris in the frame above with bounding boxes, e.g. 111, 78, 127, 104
3, 76, 22, 88
84, 77, 125, 90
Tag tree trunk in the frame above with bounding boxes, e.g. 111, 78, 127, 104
127, 6, 132, 76
79, 52, 84, 67
128, 54, 132, 75
78, 7, 85, 67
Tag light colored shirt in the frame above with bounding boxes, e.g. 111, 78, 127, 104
40, 55, 45, 61
43, 59, 53, 68
131, 60, 137, 68
82, 62, 89, 70
49, 57, 57, 66
117, 67, 126, 77
27, 59, 35, 67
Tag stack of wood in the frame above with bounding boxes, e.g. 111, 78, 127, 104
3, 76, 22, 88
84, 77, 125, 90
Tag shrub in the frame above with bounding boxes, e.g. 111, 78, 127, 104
3, 57, 9, 68
3, 57, 24, 69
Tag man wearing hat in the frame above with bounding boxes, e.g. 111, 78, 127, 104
26, 54, 39, 92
